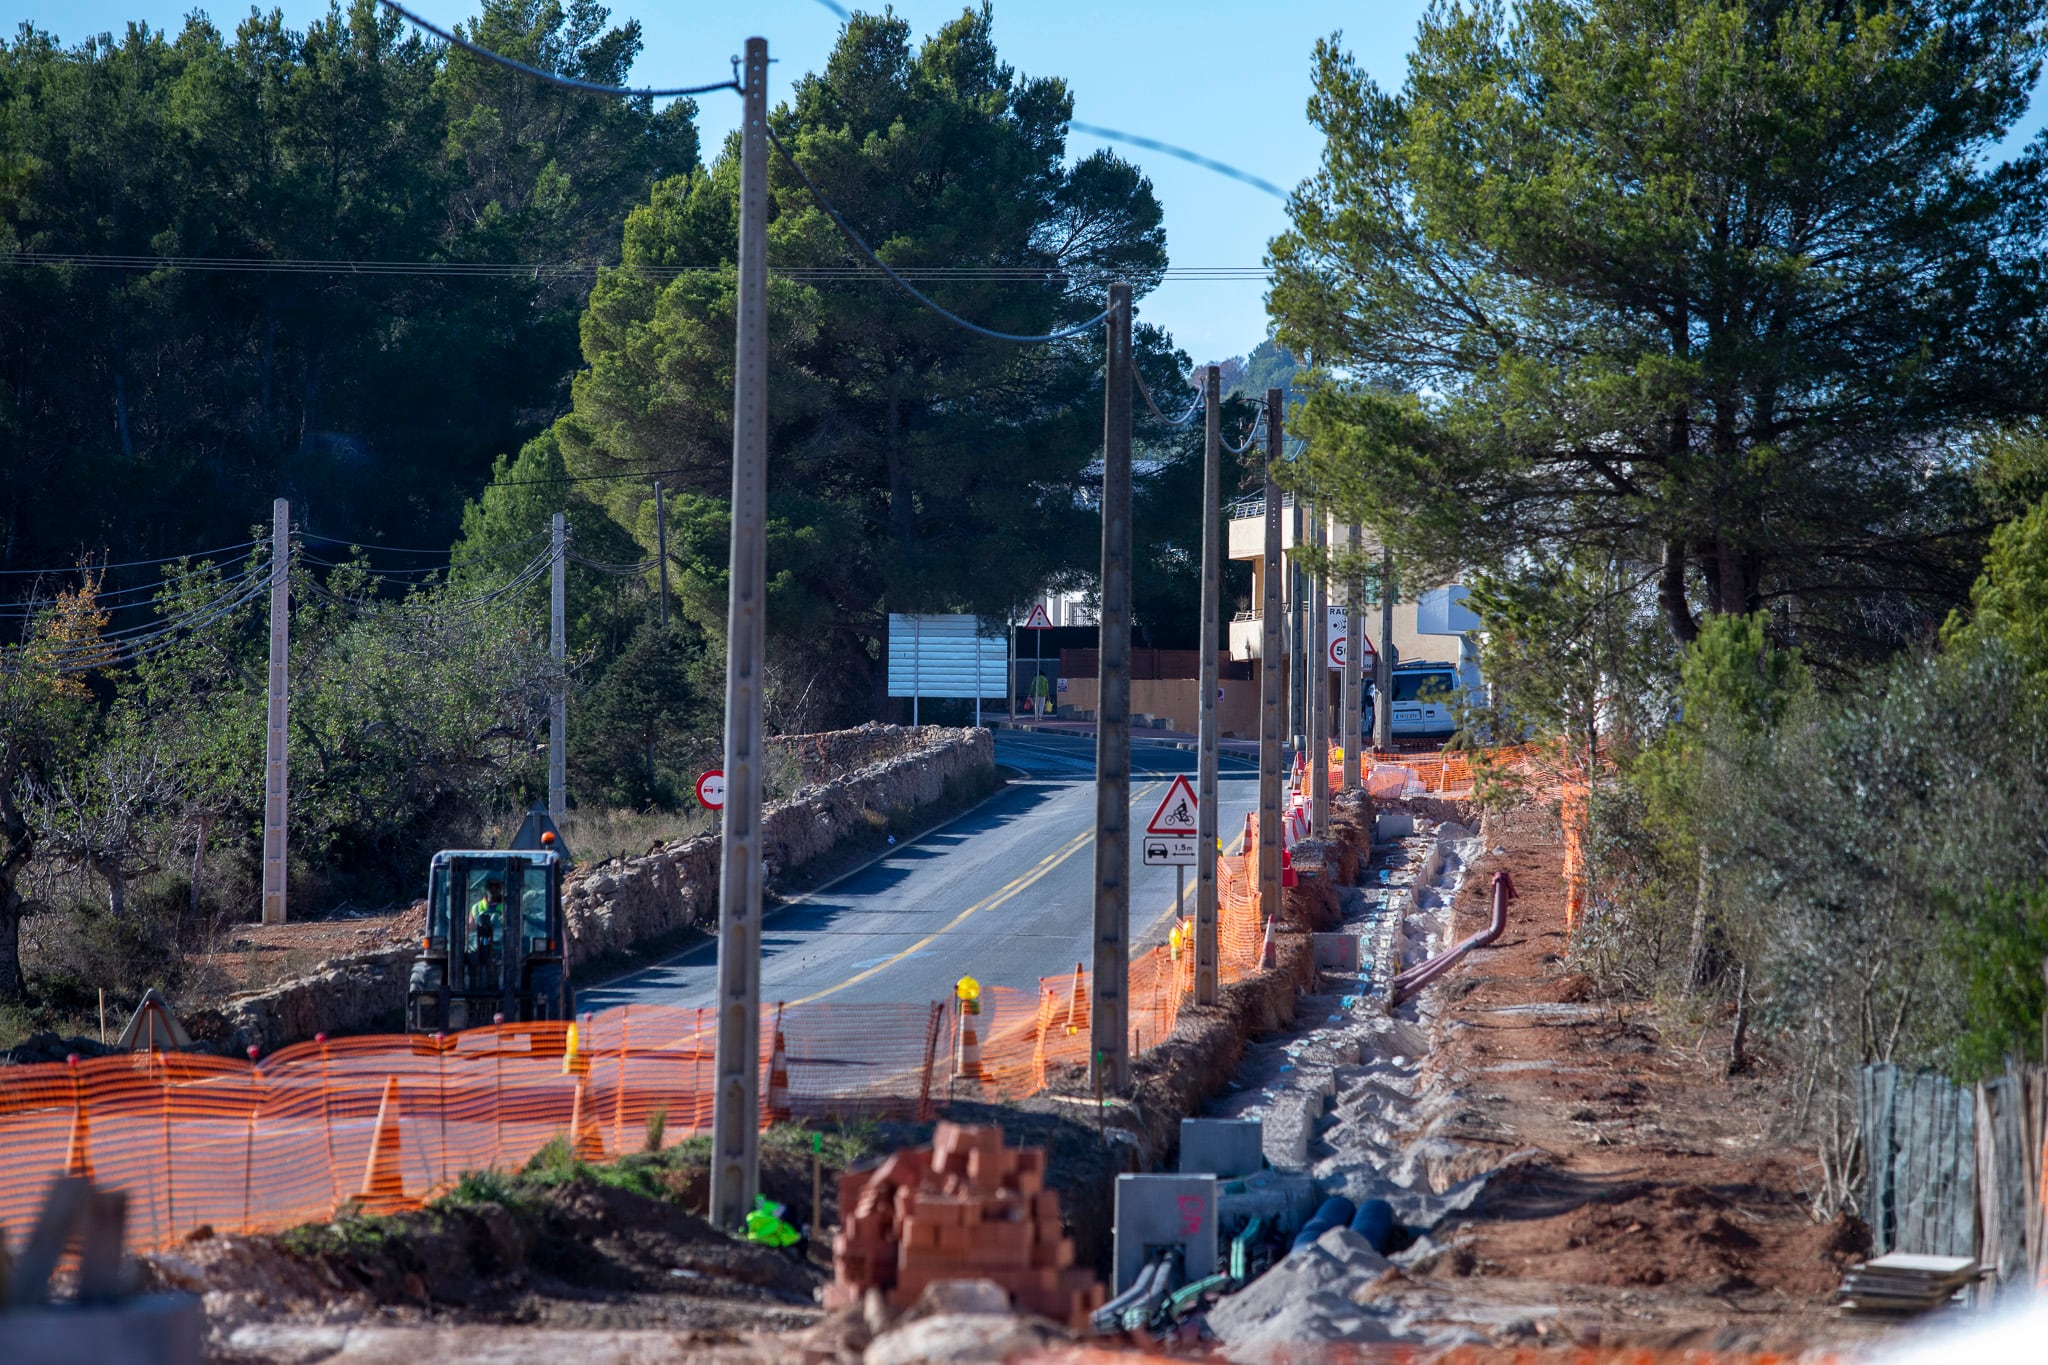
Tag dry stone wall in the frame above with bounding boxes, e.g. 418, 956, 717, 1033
208, 725, 994, 1055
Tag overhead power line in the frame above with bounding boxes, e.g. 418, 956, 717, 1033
377, 1, 740, 99
1134, 368, 1202, 428
0, 539, 258, 577
765, 126, 1113, 345
1068, 123, 1289, 200
0, 251, 1278, 284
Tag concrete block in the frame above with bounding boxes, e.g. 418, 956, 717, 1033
1262, 1092, 1321, 1171
1312, 933, 1361, 972
1215, 1168, 1320, 1240
1179, 1118, 1264, 1179
1112, 1174, 1218, 1293
0, 1295, 202, 1365
1374, 810, 1415, 842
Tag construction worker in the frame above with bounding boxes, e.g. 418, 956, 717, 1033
470, 876, 507, 954
745, 1195, 801, 1250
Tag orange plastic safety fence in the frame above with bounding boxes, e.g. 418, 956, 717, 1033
2, 748, 1597, 1258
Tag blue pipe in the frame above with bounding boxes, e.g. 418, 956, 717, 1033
1348, 1198, 1394, 1252
1290, 1195, 1357, 1251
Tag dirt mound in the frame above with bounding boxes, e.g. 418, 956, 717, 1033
145, 1172, 825, 1349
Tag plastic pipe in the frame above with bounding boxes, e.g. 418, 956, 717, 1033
1388, 870, 1517, 1005
1291, 1195, 1358, 1251
1348, 1197, 1394, 1253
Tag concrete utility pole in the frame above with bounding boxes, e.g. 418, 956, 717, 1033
1289, 537, 1306, 753
655, 479, 670, 631
261, 498, 289, 925
1091, 283, 1134, 1094
549, 512, 567, 828
711, 34, 770, 1231
1258, 391, 1284, 932
1195, 364, 1221, 1007
1309, 502, 1330, 836
1343, 523, 1363, 789
1376, 545, 1394, 750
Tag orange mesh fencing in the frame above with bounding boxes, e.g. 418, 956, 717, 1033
2, 747, 1600, 1257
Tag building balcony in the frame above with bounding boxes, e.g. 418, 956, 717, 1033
1227, 492, 1300, 562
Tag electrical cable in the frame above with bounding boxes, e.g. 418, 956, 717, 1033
0, 558, 261, 617
0, 540, 258, 576
1134, 368, 1201, 428
766, 126, 1113, 345
2, 251, 1273, 283
377, 1, 740, 99
299, 532, 459, 556
1068, 122, 1289, 200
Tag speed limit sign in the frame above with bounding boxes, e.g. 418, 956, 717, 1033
695, 770, 726, 810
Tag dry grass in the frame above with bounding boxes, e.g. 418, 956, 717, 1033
557, 806, 715, 864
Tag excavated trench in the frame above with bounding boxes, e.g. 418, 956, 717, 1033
1193, 799, 1548, 1358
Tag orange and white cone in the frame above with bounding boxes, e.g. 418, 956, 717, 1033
358, 1076, 405, 1209
766, 1021, 792, 1122
954, 1007, 985, 1084
1260, 915, 1278, 969
568, 1073, 606, 1162
1062, 961, 1087, 1036
63, 1095, 94, 1183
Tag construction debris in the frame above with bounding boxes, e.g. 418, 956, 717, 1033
826, 1121, 1104, 1329
1836, 1253, 1979, 1316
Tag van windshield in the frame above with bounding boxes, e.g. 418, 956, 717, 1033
1392, 672, 1456, 703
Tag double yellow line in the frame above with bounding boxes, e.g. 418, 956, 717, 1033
785, 823, 1100, 1007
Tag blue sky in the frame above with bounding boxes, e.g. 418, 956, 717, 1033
14, 1, 2047, 369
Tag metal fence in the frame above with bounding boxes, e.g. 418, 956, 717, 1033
1859, 1062, 2048, 1297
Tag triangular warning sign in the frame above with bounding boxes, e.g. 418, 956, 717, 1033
1021, 602, 1054, 629
1146, 774, 1200, 836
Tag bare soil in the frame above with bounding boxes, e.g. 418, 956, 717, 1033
1364, 803, 1890, 1355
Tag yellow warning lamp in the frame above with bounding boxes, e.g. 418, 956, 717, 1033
1169, 924, 1184, 960
955, 975, 982, 1015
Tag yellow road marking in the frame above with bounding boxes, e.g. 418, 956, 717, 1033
783, 780, 1166, 1007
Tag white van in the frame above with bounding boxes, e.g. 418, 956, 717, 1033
1364, 660, 1464, 741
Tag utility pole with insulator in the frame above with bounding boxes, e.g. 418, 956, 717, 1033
711, 35, 771, 1231
1091, 282, 1134, 1094
1258, 391, 1284, 934
1309, 500, 1329, 836
1195, 363, 1221, 1007
1377, 545, 1394, 750
549, 511, 567, 828
655, 479, 670, 631
1343, 522, 1363, 789
261, 498, 290, 925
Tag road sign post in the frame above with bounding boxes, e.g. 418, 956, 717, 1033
1141, 774, 1199, 867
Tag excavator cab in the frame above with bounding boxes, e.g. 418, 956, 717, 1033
407, 808, 572, 1033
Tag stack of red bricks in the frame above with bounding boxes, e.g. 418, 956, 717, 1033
827, 1121, 1104, 1329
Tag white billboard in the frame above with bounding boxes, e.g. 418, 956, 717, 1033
886, 614, 1008, 702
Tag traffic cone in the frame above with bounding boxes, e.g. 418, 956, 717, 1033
1260, 914, 1278, 969
568, 1073, 605, 1162
954, 1006, 985, 1084
766, 1016, 792, 1122
561, 1017, 589, 1076
358, 1076, 405, 1209
1062, 961, 1087, 1036
63, 1095, 94, 1183
1282, 845, 1299, 889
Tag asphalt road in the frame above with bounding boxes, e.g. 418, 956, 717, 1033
578, 730, 1261, 1013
